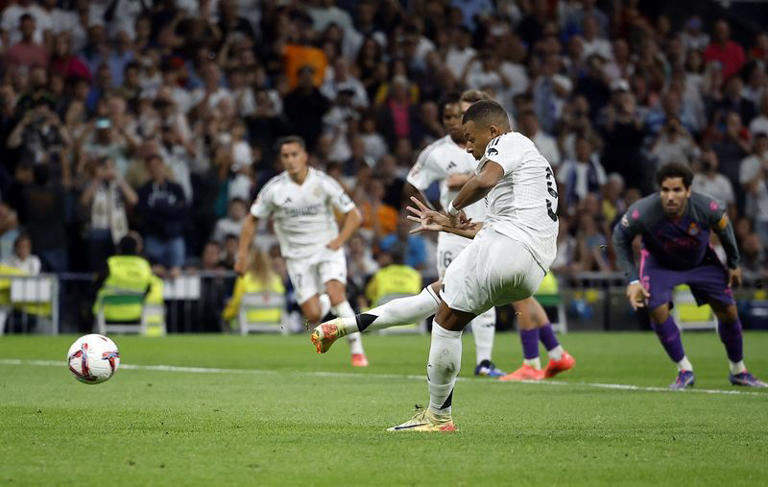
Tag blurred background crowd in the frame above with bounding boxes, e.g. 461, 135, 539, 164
1, 0, 768, 319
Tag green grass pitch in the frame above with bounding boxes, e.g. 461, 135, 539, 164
1, 332, 767, 486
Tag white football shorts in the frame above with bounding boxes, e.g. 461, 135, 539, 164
441, 228, 545, 315
285, 247, 347, 304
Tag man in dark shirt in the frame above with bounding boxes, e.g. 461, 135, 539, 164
613, 163, 766, 389
137, 154, 188, 274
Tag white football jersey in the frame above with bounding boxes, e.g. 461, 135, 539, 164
406, 135, 487, 223
477, 132, 559, 269
250, 168, 356, 259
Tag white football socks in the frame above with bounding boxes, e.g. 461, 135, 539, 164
337, 286, 441, 336
427, 321, 463, 416
331, 301, 365, 355
547, 345, 564, 361
677, 356, 693, 372
471, 309, 495, 365
729, 360, 746, 375
319, 294, 331, 320
523, 357, 542, 370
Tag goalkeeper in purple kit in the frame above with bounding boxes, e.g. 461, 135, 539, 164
612, 162, 766, 389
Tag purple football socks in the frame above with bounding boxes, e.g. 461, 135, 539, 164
538, 322, 560, 351
520, 328, 540, 359
717, 318, 744, 363
653, 317, 686, 363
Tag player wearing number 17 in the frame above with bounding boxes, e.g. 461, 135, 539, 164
236, 136, 368, 366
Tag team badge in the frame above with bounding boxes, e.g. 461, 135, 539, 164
688, 222, 699, 236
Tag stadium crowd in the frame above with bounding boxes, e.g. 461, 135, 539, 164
1, 0, 768, 316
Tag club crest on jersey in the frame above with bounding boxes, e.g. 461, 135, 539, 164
621, 215, 629, 227
688, 222, 700, 236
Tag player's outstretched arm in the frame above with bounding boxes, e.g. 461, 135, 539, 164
327, 207, 362, 251
449, 161, 504, 217
235, 214, 258, 276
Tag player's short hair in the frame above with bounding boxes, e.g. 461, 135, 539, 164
460, 89, 492, 105
462, 100, 510, 129
656, 162, 694, 188
275, 135, 306, 152
438, 91, 462, 118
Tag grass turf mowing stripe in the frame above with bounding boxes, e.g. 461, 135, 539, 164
3, 358, 766, 397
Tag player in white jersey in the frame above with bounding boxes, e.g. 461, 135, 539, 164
236, 136, 368, 367
407, 90, 575, 381
406, 92, 503, 378
312, 101, 560, 430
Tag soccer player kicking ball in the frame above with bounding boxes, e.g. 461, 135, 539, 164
313, 101, 560, 431
612, 162, 766, 389
406, 89, 573, 380
236, 136, 368, 367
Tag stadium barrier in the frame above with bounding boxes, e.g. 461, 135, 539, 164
0, 272, 765, 334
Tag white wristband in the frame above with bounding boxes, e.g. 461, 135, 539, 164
447, 201, 460, 216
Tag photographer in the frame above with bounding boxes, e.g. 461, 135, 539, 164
79, 156, 138, 271
7, 99, 71, 167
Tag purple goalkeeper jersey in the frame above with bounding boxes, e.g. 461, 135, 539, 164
612, 192, 740, 283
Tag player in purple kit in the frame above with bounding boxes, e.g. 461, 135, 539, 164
613, 163, 766, 389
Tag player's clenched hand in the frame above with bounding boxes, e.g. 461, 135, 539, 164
326, 238, 343, 251
728, 267, 742, 288
626, 282, 650, 310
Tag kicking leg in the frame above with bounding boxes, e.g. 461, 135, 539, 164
650, 305, 695, 389
711, 301, 767, 387
311, 282, 441, 353
326, 279, 367, 367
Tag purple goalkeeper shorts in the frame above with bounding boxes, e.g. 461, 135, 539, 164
638, 248, 735, 311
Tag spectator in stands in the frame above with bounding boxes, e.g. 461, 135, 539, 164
283, 65, 330, 152
375, 154, 405, 209
708, 111, 751, 189
15, 164, 69, 272
691, 149, 736, 209
739, 133, 768, 242
704, 20, 745, 81
136, 154, 188, 276
212, 198, 247, 244
379, 217, 426, 270
2, 232, 40, 275
740, 233, 768, 281
749, 93, 768, 136
6, 99, 70, 166
715, 76, 757, 127
517, 110, 560, 167
79, 156, 138, 272
357, 178, 397, 242
0, 203, 20, 260
4, 14, 47, 69
575, 212, 610, 272
557, 136, 606, 211
600, 85, 649, 192
651, 115, 699, 167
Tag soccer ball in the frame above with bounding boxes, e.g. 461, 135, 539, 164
67, 334, 120, 384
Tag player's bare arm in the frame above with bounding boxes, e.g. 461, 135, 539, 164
327, 207, 362, 251
235, 214, 258, 275
445, 173, 473, 190
449, 161, 504, 219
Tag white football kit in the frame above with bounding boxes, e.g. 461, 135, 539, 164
250, 168, 356, 304
406, 135, 496, 323
441, 132, 559, 314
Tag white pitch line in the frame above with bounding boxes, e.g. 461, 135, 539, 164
1, 358, 765, 397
